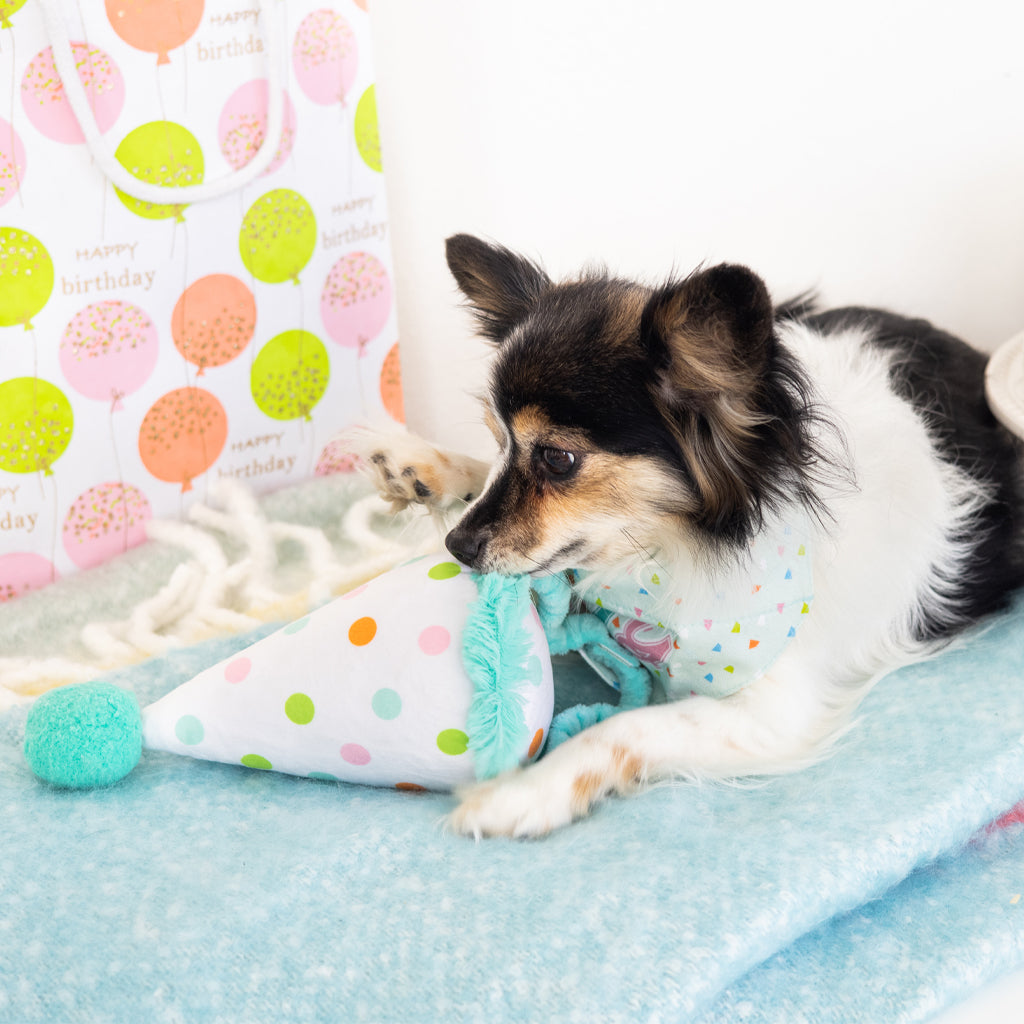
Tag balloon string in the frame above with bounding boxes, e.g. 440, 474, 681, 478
106, 405, 130, 555
47, 473, 59, 587
177, 219, 193, 391
5, 24, 24, 210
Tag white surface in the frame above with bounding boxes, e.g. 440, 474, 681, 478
933, 964, 1024, 1024
986, 331, 1024, 440
369, 0, 1024, 457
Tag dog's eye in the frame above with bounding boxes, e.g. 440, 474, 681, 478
539, 447, 576, 476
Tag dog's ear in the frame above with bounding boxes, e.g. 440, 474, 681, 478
641, 264, 787, 540
445, 234, 550, 341
641, 263, 775, 393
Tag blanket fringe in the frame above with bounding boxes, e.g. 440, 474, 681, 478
0, 480, 437, 702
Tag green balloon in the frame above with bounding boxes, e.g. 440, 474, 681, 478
0, 0, 28, 29
239, 189, 316, 285
354, 85, 382, 172
114, 121, 205, 222
251, 330, 329, 421
0, 377, 73, 475
0, 228, 54, 330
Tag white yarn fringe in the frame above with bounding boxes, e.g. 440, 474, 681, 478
0, 480, 439, 702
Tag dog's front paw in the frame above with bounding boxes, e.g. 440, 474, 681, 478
367, 448, 441, 513
447, 763, 591, 839
349, 429, 488, 514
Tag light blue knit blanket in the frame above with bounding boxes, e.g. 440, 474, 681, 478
1, 477, 1022, 1023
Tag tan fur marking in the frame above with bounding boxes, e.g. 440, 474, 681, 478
509, 405, 552, 443
415, 464, 444, 496
724, 736, 749, 754
571, 771, 606, 813
595, 284, 648, 347
482, 404, 509, 451
611, 744, 645, 789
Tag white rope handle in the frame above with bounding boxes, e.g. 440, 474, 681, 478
38, 0, 286, 204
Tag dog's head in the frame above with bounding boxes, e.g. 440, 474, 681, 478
443, 234, 821, 576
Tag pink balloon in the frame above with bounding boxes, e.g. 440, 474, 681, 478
0, 552, 56, 602
219, 79, 297, 175
320, 251, 392, 350
60, 300, 159, 410
21, 43, 125, 145
0, 116, 26, 206
62, 481, 152, 570
315, 438, 359, 476
292, 9, 359, 106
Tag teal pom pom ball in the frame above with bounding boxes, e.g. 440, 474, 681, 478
24, 682, 143, 788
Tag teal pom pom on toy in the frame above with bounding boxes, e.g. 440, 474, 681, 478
24, 682, 143, 788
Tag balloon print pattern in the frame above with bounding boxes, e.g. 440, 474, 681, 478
292, 9, 359, 106
0, 377, 73, 476
0, 228, 53, 329
59, 300, 159, 410
139, 388, 228, 492
105, 0, 204, 65
0, 117, 25, 207
239, 189, 316, 284
354, 84, 381, 172
320, 250, 391, 350
379, 341, 404, 423
251, 331, 330, 422
219, 80, 297, 175
0, 553, 56, 603
315, 438, 358, 476
0, 0, 27, 29
63, 482, 152, 570
21, 44, 125, 145
172, 275, 256, 375
114, 121, 205, 222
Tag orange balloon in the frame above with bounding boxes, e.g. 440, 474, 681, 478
379, 341, 404, 423
105, 0, 204, 65
172, 274, 256, 375
138, 387, 228, 492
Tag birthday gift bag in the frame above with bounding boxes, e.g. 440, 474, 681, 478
0, 0, 402, 600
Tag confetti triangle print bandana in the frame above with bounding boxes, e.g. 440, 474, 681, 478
585, 521, 814, 699
140, 556, 554, 790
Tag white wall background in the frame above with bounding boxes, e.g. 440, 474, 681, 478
369, 0, 1024, 456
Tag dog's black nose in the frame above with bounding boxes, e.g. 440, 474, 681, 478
445, 524, 485, 568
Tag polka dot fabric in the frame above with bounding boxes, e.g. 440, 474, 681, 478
589, 520, 814, 699
140, 556, 554, 790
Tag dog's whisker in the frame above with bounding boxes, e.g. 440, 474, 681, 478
620, 529, 668, 578
522, 554, 573, 586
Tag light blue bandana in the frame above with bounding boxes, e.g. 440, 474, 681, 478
584, 522, 814, 699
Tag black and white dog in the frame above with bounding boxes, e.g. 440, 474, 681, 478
362, 235, 1024, 838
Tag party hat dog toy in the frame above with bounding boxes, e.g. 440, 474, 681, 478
24, 555, 652, 793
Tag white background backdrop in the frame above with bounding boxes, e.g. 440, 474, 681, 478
369, 0, 1024, 459
368, 1, 1024, 1018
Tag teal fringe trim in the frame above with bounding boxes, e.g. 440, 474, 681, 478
463, 573, 535, 780
462, 570, 656, 774
531, 572, 653, 752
